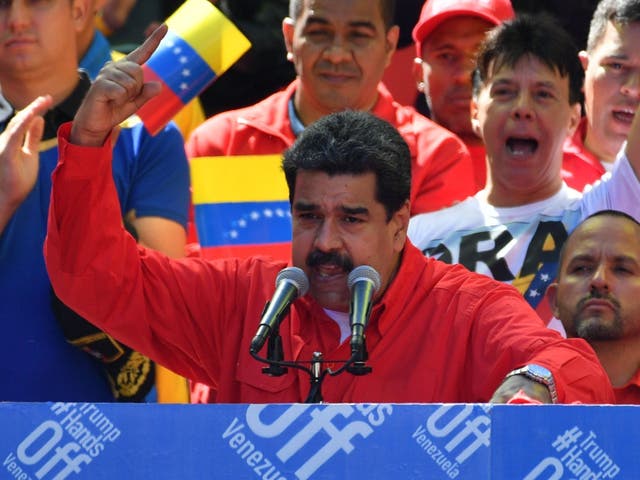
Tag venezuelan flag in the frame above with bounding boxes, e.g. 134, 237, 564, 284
137, 0, 251, 135
191, 155, 292, 261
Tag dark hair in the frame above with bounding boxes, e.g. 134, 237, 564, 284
586, 0, 640, 52
289, 0, 396, 30
472, 13, 584, 106
282, 110, 411, 221
556, 209, 640, 278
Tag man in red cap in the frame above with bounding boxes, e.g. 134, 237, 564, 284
412, 0, 514, 190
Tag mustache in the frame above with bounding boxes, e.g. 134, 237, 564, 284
306, 250, 354, 272
315, 61, 359, 74
445, 86, 471, 96
577, 290, 621, 311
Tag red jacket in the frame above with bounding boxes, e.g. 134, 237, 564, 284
562, 117, 607, 192
186, 81, 476, 216
467, 143, 487, 191
614, 369, 640, 404
45, 123, 614, 404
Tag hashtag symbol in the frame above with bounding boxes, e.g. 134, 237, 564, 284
552, 426, 582, 451
50, 402, 76, 415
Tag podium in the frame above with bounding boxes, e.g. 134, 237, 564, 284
1, 402, 634, 479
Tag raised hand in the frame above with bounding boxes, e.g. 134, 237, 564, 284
0, 95, 53, 233
70, 24, 168, 147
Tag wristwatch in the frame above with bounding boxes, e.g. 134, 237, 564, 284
505, 364, 558, 404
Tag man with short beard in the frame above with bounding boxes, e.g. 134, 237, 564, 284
548, 210, 640, 404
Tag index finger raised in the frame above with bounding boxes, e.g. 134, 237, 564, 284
126, 23, 168, 66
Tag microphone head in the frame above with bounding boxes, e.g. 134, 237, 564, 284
275, 267, 310, 297
347, 265, 381, 293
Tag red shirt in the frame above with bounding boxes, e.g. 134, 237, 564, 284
614, 369, 640, 404
562, 118, 607, 192
186, 81, 477, 216
467, 143, 487, 191
45, 123, 614, 404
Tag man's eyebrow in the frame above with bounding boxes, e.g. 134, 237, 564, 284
341, 205, 369, 215
293, 201, 317, 211
304, 16, 330, 28
567, 253, 594, 264
430, 43, 458, 52
303, 16, 377, 32
348, 20, 377, 31
490, 78, 514, 87
601, 53, 631, 61
612, 255, 640, 266
292, 203, 369, 215
535, 80, 561, 90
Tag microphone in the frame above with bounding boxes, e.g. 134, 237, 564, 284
250, 267, 309, 354
348, 265, 381, 355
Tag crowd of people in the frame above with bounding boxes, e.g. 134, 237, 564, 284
1, 0, 639, 405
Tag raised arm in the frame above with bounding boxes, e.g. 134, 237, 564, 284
70, 24, 167, 147
0, 95, 52, 234
46, 24, 209, 384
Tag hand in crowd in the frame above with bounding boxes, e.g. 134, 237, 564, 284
0, 95, 52, 230
71, 24, 167, 147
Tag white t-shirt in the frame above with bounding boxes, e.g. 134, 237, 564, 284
408, 148, 640, 327
0, 93, 12, 124
324, 309, 351, 344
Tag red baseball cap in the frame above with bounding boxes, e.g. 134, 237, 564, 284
412, 0, 515, 56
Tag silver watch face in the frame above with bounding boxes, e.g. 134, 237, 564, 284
528, 364, 552, 380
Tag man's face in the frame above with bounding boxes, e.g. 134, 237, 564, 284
581, 21, 640, 163
417, 16, 494, 141
550, 215, 640, 342
283, 0, 398, 121
472, 55, 580, 206
0, 0, 81, 77
290, 171, 408, 312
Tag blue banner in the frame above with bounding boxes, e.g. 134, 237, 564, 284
0, 403, 635, 479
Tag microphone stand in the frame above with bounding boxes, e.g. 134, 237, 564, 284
257, 300, 289, 376
261, 325, 287, 376
305, 352, 324, 403
346, 340, 372, 376
250, 319, 373, 403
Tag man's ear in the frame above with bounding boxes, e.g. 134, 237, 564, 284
282, 17, 295, 62
72, 0, 92, 33
383, 25, 400, 68
470, 96, 482, 139
391, 200, 410, 252
567, 102, 582, 137
413, 57, 425, 92
579, 50, 589, 71
546, 283, 560, 317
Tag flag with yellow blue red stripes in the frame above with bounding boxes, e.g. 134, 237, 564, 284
190, 154, 292, 261
137, 0, 251, 134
